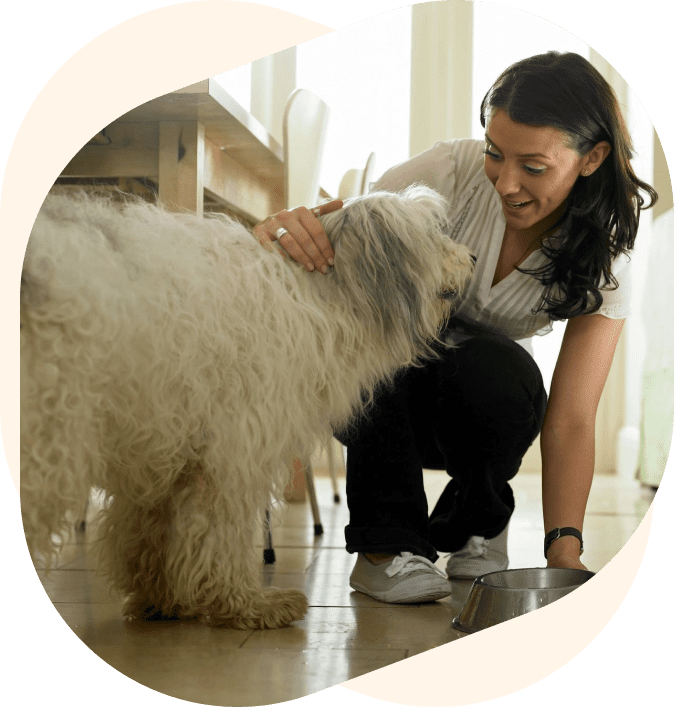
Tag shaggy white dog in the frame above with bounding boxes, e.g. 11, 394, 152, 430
20, 186, 473, 629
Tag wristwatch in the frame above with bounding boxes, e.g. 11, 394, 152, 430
544, 527, 584, 559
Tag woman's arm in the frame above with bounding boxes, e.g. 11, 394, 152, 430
540, 313, 625, 569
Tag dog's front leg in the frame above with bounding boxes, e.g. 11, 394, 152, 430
161, 479, 308, 629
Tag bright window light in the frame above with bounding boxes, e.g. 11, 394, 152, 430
296, 7, 412, 197
212, 63, 252, 112
472, 3, 591, 140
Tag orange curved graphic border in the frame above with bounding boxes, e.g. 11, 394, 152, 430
0, 0, 653, 707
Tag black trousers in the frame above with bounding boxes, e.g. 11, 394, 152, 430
335, 329, 548, 564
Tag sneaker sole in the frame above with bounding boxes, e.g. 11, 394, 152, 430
349, 580, 452, 604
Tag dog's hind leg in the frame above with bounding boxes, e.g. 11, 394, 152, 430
20, 329, 102, 566
93, 489, 178, 621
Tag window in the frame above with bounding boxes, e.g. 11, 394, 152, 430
212, 63, 252, 112
472, 3, 591, 139
296, 7, 412, 197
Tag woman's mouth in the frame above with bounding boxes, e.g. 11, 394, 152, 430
505, 199, 533, 210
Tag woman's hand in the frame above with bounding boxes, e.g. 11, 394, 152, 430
545, 535, 589, 571
546, 554, 589, 571
252, 199, 343, 273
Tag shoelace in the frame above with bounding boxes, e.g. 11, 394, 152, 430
385, 552, 448, 579
453, 536, 488, 558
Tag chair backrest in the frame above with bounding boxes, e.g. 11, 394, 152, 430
338, 152, 377, 199
360, 152, 377, 194
337, 169, 363, 199
283, 89, 330, 209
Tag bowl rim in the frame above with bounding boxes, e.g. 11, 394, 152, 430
451, 616, 480, 634
473, 566, 595, 591
452, 568, 597, 633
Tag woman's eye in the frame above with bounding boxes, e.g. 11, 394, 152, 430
483, 145, 545, 174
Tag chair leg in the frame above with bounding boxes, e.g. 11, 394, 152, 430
74, 495, 90, 533
325, 438, 343, 503
303, 461, 323, 536
263, 454, 325, 564
263, 509, 276, 564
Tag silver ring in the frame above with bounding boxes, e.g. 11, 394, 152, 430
275, 227, 288, 241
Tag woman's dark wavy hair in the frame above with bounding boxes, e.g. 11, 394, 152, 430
480, 51, 658, 320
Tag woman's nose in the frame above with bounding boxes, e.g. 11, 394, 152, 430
494, 163, 521, 197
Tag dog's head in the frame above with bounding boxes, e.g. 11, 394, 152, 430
319, 185, 473, 364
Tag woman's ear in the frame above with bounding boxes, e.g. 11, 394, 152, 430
581, 141, 611, 176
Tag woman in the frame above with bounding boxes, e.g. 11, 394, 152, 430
253, 52, 657, 604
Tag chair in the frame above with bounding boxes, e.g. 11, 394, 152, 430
338, 152, 377, 199
282, 88, 331, 209
302, 153, 378, 510
284, 88, 343, 500
263, 89, 340, 564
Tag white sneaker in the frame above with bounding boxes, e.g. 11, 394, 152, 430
350, 552, 452, 603
445, 525, 509, 579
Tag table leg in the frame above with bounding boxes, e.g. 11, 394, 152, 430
159, 120, 205, 215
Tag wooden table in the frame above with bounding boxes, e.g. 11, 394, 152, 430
60, 80, 291, 224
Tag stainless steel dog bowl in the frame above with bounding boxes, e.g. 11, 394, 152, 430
452, 568, 595, 634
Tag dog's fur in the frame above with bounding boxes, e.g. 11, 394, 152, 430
20, 186, 473, 629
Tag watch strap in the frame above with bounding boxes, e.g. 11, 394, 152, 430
544, 527, 584, 559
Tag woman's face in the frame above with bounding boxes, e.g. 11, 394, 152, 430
483, 110, 586, 233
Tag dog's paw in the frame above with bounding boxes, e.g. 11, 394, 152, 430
122, 596, 181, 622
207, 588, 308, 630
259, 587, 309, 627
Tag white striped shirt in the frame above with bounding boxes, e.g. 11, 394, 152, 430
373, 138, 631, 346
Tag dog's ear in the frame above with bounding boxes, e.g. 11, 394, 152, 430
320, 189, 448, 362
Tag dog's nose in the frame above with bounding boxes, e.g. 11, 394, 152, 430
440, 288, 458, 300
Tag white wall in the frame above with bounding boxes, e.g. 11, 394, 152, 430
213, 63, 251, 112
618, 87, 655, 478
471, 3, 590, 139
408, 0, 473, 156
